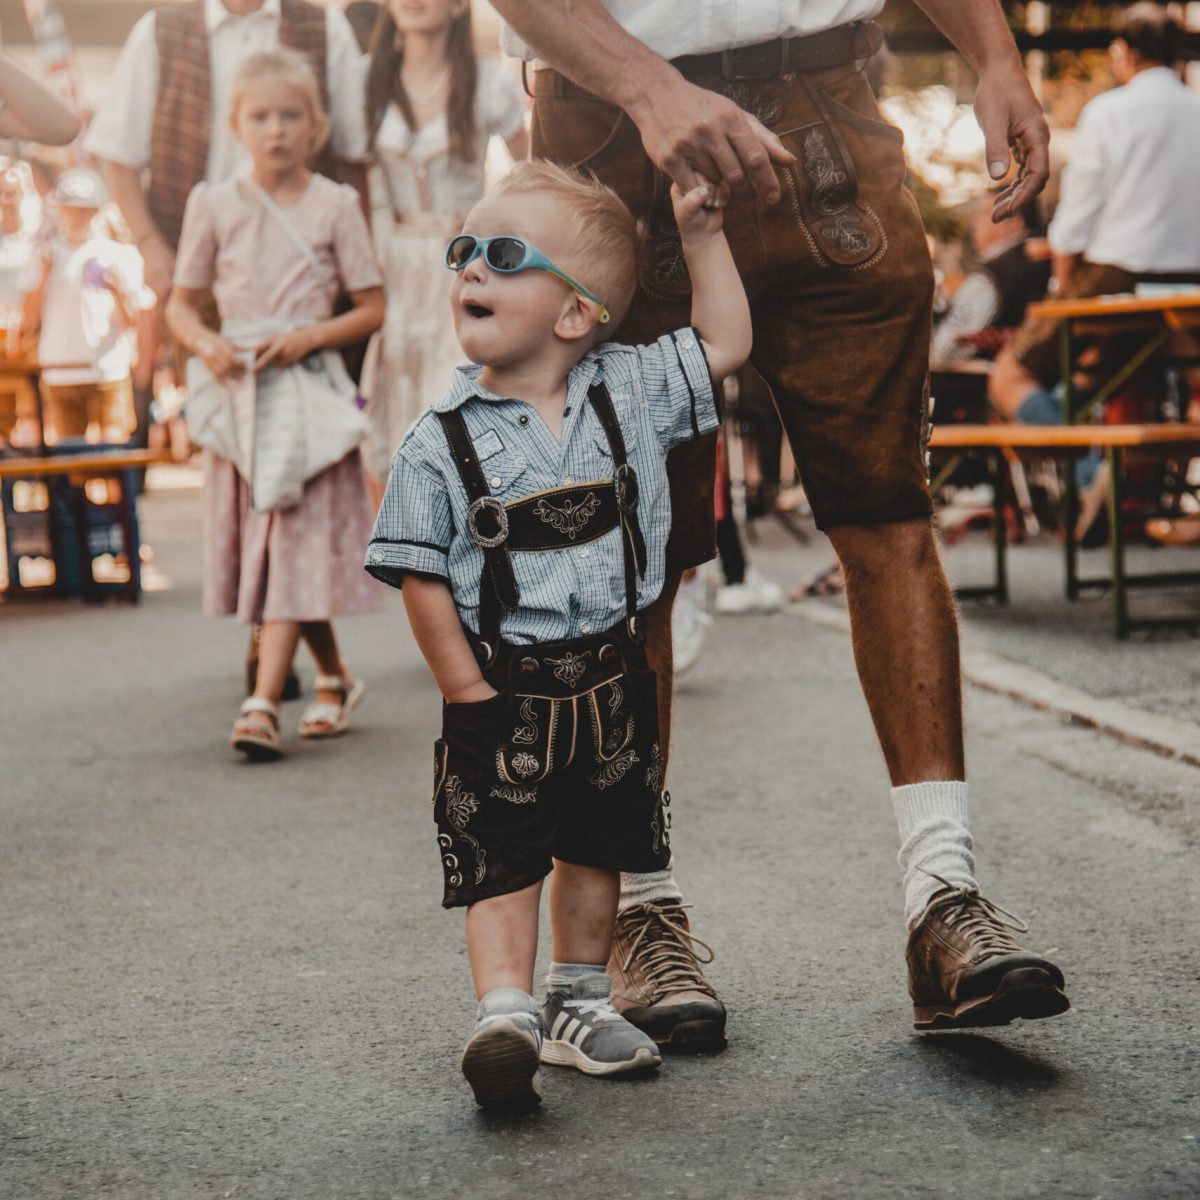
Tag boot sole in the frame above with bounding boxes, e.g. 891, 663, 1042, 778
461, 1022, 542, 1112
541, 1039, 661, 1076
658, 1018, 728, 1055
913, 967, 1071, 1030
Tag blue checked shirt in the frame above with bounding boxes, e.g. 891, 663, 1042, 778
365, 328, 719, 645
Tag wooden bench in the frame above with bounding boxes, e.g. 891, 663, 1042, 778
927, 424, 1200, 638
0, 449, 169, 603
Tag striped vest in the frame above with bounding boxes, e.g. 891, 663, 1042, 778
147, 0, 335, 250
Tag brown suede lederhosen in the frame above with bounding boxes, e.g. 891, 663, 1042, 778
530, 21, 935, 560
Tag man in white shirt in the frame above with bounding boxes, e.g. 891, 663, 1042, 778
992, 3, 1200, 420
494, 0, 1068, 1051
85, 0, 369, 301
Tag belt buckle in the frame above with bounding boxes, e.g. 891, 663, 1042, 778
720, 40, 785, 82
467, 495, 509, 549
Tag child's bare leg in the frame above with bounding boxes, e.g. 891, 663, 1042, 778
465, 879, 543, 997
299, 621, 353, 704
549, 861, 619, 966
254, 620, 303, 705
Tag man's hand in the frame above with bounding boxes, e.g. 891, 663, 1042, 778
254, 327, 316, 373
973, 60, 1050, 223
631, 75, 795, 204
140, 236, 176, 301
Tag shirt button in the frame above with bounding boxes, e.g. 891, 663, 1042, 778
580, 547, 590, 559
518, 415, 529, 426
490, 475, 502, 488
581, 621, 591, 633
562, 475, 572, 485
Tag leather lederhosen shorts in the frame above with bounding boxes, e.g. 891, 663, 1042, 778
432, 620, 671, 909
530, 24, 936, 560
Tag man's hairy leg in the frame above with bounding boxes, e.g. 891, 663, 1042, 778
827, 517, 965, 784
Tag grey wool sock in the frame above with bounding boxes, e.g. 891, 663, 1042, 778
546, 962, 607, 997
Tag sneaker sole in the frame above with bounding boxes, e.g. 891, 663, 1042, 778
541, 1039, 661, 1076
913, 967, 1071, 1031
460, 1022, 543, 1112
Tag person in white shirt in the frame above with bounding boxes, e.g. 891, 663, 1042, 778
494, 0, 1068, 1053
84, 0, 370, 302
19, 170, 147, 444
991, 3, 1200, 421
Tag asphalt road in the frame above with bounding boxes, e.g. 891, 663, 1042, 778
2, 486, 1197, 1199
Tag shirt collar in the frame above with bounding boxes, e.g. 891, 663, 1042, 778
205, 0, 281, 35
1124, 66, 1180, 92
434, 351, 606, 413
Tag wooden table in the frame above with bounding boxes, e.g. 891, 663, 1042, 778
928, 424, 1200, 637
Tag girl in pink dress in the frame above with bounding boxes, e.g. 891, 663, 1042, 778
166, 48, 385, 762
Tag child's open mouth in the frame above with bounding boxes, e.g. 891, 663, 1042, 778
464, 302, 493, 319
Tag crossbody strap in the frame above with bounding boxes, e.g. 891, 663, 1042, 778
239, 173, 323, 272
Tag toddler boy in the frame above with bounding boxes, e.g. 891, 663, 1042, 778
366, 160, 750, 1111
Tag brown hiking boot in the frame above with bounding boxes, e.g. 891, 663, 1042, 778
907, 880, 1069, 1031
608, 901, 726, 1054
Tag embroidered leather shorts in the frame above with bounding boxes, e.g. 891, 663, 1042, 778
432, 623, 671, 908
531, 42, 936, 558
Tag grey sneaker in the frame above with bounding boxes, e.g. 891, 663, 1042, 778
541, 974, 662, 1076
460, 988, 543, 1112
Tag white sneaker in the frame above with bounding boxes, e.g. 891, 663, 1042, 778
672, 574, 711, 676
714, 570, 784, 615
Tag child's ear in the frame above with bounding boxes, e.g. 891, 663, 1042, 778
553, 293, 598, 344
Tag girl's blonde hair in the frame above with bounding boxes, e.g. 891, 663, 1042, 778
491, 160, 642, 336
229, 48, 331, 152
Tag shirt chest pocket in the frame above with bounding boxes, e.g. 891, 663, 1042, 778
474, 429, 528, 498
589, 398, 640, 471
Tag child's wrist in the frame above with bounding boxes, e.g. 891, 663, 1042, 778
444, 679, 498, 704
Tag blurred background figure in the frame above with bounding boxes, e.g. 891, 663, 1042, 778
930, 192, 1049, 366
359, 0, 527, 503
19, 169, 145, 446
990, 2, 1200, 427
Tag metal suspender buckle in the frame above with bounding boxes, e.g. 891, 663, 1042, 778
467, 495, 510, 549
614, 464, 639, 515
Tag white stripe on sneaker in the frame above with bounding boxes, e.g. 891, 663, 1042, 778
551, 1011, 570, 1040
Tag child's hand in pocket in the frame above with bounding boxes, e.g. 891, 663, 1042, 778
671, 180, 729, 242
254, 327, 316, 372
196, 331, 246, 384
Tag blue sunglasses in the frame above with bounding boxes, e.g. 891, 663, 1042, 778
445, 234, 611, 325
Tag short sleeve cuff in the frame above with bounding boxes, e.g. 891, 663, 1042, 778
364, 538, 449, 589
669, 327, 719, 437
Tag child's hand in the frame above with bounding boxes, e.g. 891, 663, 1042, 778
671, 180, 729, 242
254, 327, 316, 373
195, 331, 246, 384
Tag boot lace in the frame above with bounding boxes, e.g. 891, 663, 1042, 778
618, 902, 716, 996
920, 869, 1029, 956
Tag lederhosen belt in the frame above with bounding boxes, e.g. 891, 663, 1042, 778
436, 380, 647, 669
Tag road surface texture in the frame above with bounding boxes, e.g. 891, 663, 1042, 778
2, 482, 1197, 1199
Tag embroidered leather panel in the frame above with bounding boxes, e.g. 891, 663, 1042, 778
503, 481, 619, 552
788, 121, 882, 267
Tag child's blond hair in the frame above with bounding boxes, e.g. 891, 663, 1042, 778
491, 160, 641, 336
229, 48, 331, 153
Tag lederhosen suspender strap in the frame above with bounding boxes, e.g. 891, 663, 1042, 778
436, 408, 519, 663
436, 381, 646, 663
585, 382, 648, 630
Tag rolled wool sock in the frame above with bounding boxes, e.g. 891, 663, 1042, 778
619, 859, 684, 911
545, 961, 607, 997
891, 781, 978, 929
476, 986, 537, 1025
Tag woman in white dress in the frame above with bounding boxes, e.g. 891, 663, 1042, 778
362, 0, 528, 494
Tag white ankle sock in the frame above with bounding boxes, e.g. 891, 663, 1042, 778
891, 781, 977, 929
619, 860, 683, 911
545, 961, 606, 996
